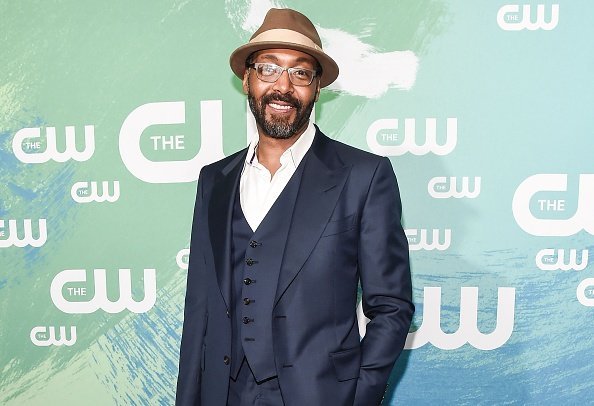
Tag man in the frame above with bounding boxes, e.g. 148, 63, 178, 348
177, 8, 413, 406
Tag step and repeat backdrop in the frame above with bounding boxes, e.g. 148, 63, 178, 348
1, 0, 592, 404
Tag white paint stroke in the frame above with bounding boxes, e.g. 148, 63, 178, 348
228, 0, 419, 98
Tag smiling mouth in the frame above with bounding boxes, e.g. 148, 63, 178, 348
268, 102, 294, 112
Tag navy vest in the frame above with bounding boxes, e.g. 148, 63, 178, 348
229, 160, 306, 382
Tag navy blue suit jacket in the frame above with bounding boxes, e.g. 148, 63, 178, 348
177, 128, 414, 405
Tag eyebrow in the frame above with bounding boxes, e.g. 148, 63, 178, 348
257, 54, 315, 67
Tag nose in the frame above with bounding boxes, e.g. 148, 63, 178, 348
272, 69, 293, 93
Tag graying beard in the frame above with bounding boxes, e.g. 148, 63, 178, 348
248, 94, 314, 140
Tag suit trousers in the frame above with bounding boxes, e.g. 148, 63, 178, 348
227, 357, 284, 406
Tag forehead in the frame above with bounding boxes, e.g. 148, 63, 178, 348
252, 48, 317, 67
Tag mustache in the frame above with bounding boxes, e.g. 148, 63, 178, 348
261, 93, 302, 109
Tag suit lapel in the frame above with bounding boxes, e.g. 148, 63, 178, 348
275, 131, 351, 306
208, 150, 246, 310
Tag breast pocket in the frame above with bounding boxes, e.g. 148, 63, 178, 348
321, 214, 356, 237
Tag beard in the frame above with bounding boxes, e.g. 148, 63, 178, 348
248, 90, 315, 140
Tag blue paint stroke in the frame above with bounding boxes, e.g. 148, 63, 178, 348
8, 183, 37, 201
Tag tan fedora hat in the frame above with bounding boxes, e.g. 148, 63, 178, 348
229, 8, 339, 88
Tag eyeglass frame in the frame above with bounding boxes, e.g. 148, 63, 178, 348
247, 62, 319, 86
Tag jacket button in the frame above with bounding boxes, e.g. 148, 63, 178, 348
223, 355, 230, 365
243, 298, 251, 305
226, 310, 230, 318
243, 317, 253, 324
243, 278, 253, 285
245, 258, 257, 266
249, 240, 259, 248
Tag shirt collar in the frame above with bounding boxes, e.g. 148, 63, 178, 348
245, 121, 316, 170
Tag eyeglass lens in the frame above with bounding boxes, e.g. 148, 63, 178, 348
253, 63, 315, 86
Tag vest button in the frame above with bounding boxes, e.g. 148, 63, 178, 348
249, 240, 259, 248
243, 317, 253, 324
243, 298, 251, 305
223, 355, 230, 365
245, 258, 257, 266
243, 278, 253, 285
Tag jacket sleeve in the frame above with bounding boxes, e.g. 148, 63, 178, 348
176, 171, 208, 406
354, 157, 414, 406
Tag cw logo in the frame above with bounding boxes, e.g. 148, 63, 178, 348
428, 176, 481, 199
367, 287, 518, 350
536, 249, 588, 271
71, 181, 120, 203
0, 219, 47, 248
512, 174, 594, 236
119, 101, 225, 183
405, 287, 515, 350
497, 4, 559, 31
177, 248, 190, 270
30, 326, 77, 347
12, 125, 95, 163
577, 278, 594, 307
50, 268, 156, 314
405, 228, 451, 251
358, 287, 515, 350
366, 118, 457, 156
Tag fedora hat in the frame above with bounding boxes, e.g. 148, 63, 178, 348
229, 8, 339, 88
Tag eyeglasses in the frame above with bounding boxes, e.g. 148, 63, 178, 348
249, 62, 317, 86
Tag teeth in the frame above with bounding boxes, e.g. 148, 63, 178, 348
269, 103, 292, 110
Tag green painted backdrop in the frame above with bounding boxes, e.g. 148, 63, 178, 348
2, 1, 593, 404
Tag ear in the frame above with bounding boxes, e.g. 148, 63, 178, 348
242, 69, 250, 95
314, 79, 321, 102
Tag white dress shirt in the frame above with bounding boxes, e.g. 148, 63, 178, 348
240, 121, 316, 231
